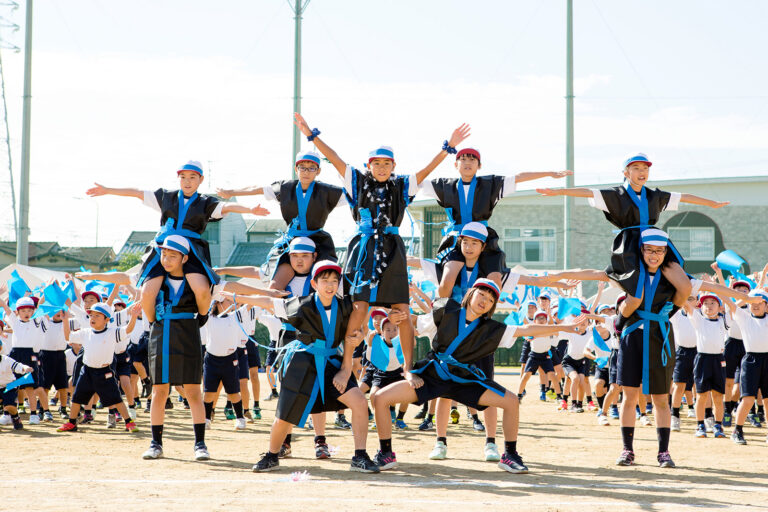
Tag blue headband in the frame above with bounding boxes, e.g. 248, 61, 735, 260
290, 243, 316, 253
641, 234, 668, 246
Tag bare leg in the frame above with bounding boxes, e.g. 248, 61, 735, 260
517, 372, 533, 396
735, 396, 755, 426
477, 390, 520, 443
186, 273, 212, 315
483, 406, 498, 438
712, 391, 724, 422
119, 375, 134, 407
547, 372, 562, 394
435, 398, 451, 438
150, 384, 170, 425
372, 381, 419, 442
621, 386, 640, 427
268, 419, 295, 453
249, 367, 260, 407
183, 384, 205, 424
141, 277, 163, 320
651, 393, 671, 427
337, 387, 369, 450
695, 391, 708, 421
662, 262, 693, 307
312, 413, 326, 436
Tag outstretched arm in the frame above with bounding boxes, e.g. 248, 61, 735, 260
590, 281, 606, 313
699, 280, 756, 304
758, 262, 768, 289
513, 322, 579, 338
220, 292, 276, 312
515, 170, 572, 184
220, 281, 288, 298
536, 187, 593, 198
414, 124, 471, 185
518, 274, 577, 290
544, 269, 610, 283
216, 186, 265, 200
75, 271, 132, 286
214, 266, 262, 280
680, 193, 729, 209
220, 203, 270, 217
294, 112, 347, 176
85, 183, 144, 200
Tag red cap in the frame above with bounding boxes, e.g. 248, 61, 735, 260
311, 260, 343, 281
81, 290, 100, 302
730, 280, 752, 290
698, 294, 721, 307
456, 148, 481, 163
30, 296, 40, 307
370, 309, 388, 320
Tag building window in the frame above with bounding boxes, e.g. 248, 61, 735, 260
668, 227, 714, 261
503, 228, 556, 265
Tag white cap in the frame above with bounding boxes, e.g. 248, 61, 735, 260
640, 228, 669, 247
289, 237, 316, 254
15, 297, 36, 310
161, 235, 190, 255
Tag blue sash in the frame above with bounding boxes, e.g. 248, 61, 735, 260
156, 276, 197, 384
591, 328, 612, 368
349, 208, 399, 302
370, 334, 405, 372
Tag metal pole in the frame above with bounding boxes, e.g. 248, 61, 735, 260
290, 1, 309, 180
16, 0, 31, 264
563, 0, 574, 270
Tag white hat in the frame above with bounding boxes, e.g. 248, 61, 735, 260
640, 228, 669, 247
15, 297, 36, 310
312, 260, 343, 280
161, 235, 190, 255
88, 302, 113, 321
289, 237, 316, 254
460, 222, 488, 242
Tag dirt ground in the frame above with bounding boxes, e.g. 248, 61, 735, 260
2, 370, 767, 512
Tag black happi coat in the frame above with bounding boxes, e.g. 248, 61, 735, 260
343, 168, 414, 306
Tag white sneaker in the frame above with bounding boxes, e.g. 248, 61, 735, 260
128, 408, 137, 421
234, 418, 247, 430
686, 408, 696, 418
194, 443, 210, 461
640, 415, 652, 426
0, 414, 12, 426
598, 413, 610, 426
205, 419, 212, 430
484, 442, 501, 462
106, 414, 117, 428
428, 441, 447, 460
142, 442, 164, 460
705, 416, 715, 433
29, 414, 40, 425
671, 416, 681, 432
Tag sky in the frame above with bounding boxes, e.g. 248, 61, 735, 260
0, 0, 765, 253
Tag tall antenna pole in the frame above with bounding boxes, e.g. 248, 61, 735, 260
290, 0, 310, 180
16, 0, 31, 264
563, 0, 574, 270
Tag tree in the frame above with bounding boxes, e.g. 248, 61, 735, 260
116, 253, 142, 272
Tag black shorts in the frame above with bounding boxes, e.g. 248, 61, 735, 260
246, 342, 262, 369
114, 351, 133, 377
128, 332, 150, 375
72, 366, 122, 407
352, 340, 366, 359
556, 339, 569, 361
524, 352, 555, 375
371, 368, 404, 389
739, 352, 768, 398
360, 366, 376, 389
672, 346, 697, 389
40, 350, 69, 390
8, 348, 40, 389
724, 338, 745, 380
519, 339, 531, 364
617, 328, 675, 395
72, 354, 84, 387
1, 386, 18, 408
476, 354, 495, 380
411, 356, 506, 411
562, 356, 587, 376
694, 353, 726, 394
265, 338, 279, 367
608, 349, 619, 385
236, 347, 249, 380
593, 364, 610, 383
203, 352, 241, 395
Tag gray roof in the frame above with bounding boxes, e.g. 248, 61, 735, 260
247, 219, 288, 234
225, 242, 273, 267
117, 231, 155, 259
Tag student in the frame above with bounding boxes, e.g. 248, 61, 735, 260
560, 314, 595, 414
722, 289, 768, 445
516, 310, 563, 409
0, 353, 33, 430
85, 160, 270, 326
57, 302, 139, 433
216, 150, 345, 290
40, 310, 75, 421
371, 278, 581, 473
583, 317, 613, 425
669, 296, 698, 431
537, 153, 727, 318
229, 260, 380, 473
366, 317, 407, 428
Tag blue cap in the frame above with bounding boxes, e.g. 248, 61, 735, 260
368, 146, 395, 163
178, 160, 204, 176
289, 237, 316, 254
295, 150, 321, 167
640, 228, 668, 247
473, 278, 501, 299
623, 152, 653, 169
749, 290, 768, 304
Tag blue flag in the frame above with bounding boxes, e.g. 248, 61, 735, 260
716, 249, 746, 275
8, 270, 31, 309
504, 310, 523, 326
4, 372, 33, 391
557, 297, 583, 319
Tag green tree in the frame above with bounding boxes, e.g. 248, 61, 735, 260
115, 253, 142, 272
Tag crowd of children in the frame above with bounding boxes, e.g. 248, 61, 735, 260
2, 122, 766, 477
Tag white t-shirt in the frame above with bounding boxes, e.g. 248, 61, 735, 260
529, 334, 557, 354
688, 310, 727, 354
731, 308, 768, 353
40, 320, 76, 351
0, 355, 31, 387
129, 317, 150, 346
65, 347, 78, 377
257, 311, 283, 342
670, 310, 697, 349
235, 306, 258, 348
68, 326, 130, 368
726, 307, 745, 340
585, 330, 612, 359
202, 315, 242, 357
563, 330, 592, 360
287, 275, 311, 298
6, 313, 45, 351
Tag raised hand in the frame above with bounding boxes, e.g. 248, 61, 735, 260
75, 272, 96, 281
448, 123, 471, 148
216, 188, 234, 200
536, 188, 561, 197
85, 183, 109, 197
249, 204, 270, 216
551, 170, 573, 179
711, 201, 729, 209
388, 309, 408, 325
293, 112, 313, 137
264, 289, 289, 298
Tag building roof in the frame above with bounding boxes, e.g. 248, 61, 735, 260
0, 241, 59, 259
247, 219, 288, 234
116, 231, 155, 259
225, 242, 273, 267
57, 246, 116, 264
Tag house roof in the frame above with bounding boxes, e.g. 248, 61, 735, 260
225, 242, 273, 266
58, 246, 116, 264
117, 231, 155, 258
247, 219, 288, 234
0, 241, 60, 259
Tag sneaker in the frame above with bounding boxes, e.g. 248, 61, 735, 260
568, 403, 577, 413
234, 418, 247, 430
82, 412, 94, 424
575, 405, 585, 413
17, 403, 26, 414
657, 451, 675, 468
28, 414, 41, 425
57, 421, 77, 432
106, 414, 117, 429
695, 424, 707, 438
252, 407, 262, 420
635, 409, 642, 420
450, 408, 460, 424
498, 452, 528, 473
183, 398, 190, 410
748, 413, 762, 428
335, 414, 352, 430
278, 443, 292, 458
640, 415, 652, 427
390, 409, 397, 424
128, 408, 137, 420
731, 429, 747, 445
598, 413, 610, 426
253, 454, 279, 472
723, 412, 732, 428
306, 417, 314, 430
714, 424, 726, 438
315, 441, 331, 459
50, 397, 58, 406
539, 391, 547, 401
263, 390, 279, 401
142, 441, 164, 459
144, 403, 151, 414
12, 417, 23, 430
484, 442, 501, 462
350, 453, 380, 473
0, 414, 11, 426
418, 418, 434, 431
42, 411, 54, 422
705, 416, 715, 433
615, 449, 635, 466
244, 409, 253, 423
645, 404, 653, 415
429, 441, 447, 460
205, 419, 212, 430
414, 407, 427, 420
686, 407, 696, 418
472, 418, 485, 431
194, 442, 210, 461
587, 400, 596, 411
672, 415, 683, 431
546, 389, 556, 400
125, 421, 139, 433
224, 405, 235, 420
373, 450, 398, 470
558, 400, 568, 411
59, 407, 68, 419
610, 405, 620, 419
395, 419, 407, 430
164, 398, 173, 410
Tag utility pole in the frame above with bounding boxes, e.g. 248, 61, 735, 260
290, 0, 310, 180
0, 7, 20, 239
563, 0, 574, 270
16, 0, 31, 264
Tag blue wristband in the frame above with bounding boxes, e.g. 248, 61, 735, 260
442, 140, 457, 154
307, 128, 321, 142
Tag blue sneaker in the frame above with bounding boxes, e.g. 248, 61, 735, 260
748, 413, 762, 428
635, 409, 642, 420
395, 419, 407, 430
645, 404, 653, 415
610, 405, 620, 419
695, 424, 707, 438
723, 412, 732, 428
390, 409, 397, 424
713, 423, 726, 438
539, 391, 547, 401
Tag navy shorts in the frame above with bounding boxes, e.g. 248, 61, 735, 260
562, 356, 587, 376
476, 354, 495, 380
265, 338, 279, 368
203, 352, 241, 395
72, 366, 122, 407
352, 340, 366, 359
524, 352, 555, 375
694, 353, 726, 394
360, 366, 376, 389
246, 342, 262, 369
0, 386, 18, 408
72, 353, 84, 387
672, 346, 697, 389
556, 339, 568, 361
739, 352, 768, 398
412, 356, 507, 411
608, 349, 619, 385
128, 332, 149, 375
40, 350, 69, 390
114, 351, 133, 377
236, 347, 249, 380
593, 364, 610, 383
617, 328, 675, 395
724, 338, 745, 380
519, 339, 531, 364
8, 348, 40, 389
371, 368, 404, 389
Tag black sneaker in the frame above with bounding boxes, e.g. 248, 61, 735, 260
414, 407, 427, 420
498, 452, 528, 473
418, 418, 434, 431
278, 443, 292, 458
472, 418, 486, 432
372, 450, 398, 470
657, 451, 675, 468
59, 407, 68, 419
183, 398, 190, 410
165, 398, 174, 410
616, 449, 635, 466
315, 441, 331, 459
194, 442, 210, 461
350, 452, 380, 473
253, 454, 279, 472
12, 417, 23, 430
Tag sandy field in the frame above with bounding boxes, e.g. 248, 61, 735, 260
2, 370, 767, 512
